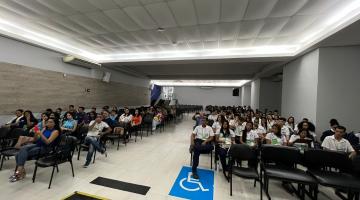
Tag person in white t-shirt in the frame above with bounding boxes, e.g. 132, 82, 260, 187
289, 129, 314, 148
234, 117, 245, 144
240, 121, 259, 148
286, 116, 296, 135
253, 120, 267, 144
279, 117, 290, 145
322, 126, 356, 159
212, 115, 225, 133
83, 114, 112, 168
215, 121, 235, 180
266, 114, 275, 132
117, 107, 133, 134
207, 111, 218, 122
266, 124, 287, 146
190, 118, 215, 179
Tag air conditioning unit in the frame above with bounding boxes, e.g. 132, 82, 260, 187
62, 55, 101, 69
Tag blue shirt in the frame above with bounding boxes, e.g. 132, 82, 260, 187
63, 119, 76, 129
36, 129, 58, 147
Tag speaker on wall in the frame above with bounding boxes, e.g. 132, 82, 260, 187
102, 72, 111, 83
232, 88, 239, 96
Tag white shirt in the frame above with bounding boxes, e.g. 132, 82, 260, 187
212, 121, 221, 133
234, 124, 244, 136
193, 125, 215, 140
254, 125, 266, 136
281, 126, 290, 137
208, 114, 218, 121
87, 120, 110, 137
119, 114, 133, 123
266, 132, 286, 146
229, 119, 237, 127
267, 120, 274, 131
215, 129, 235, 139
321, 135, 354, 153
244, 130, 259, 146
289, 135, 314, 147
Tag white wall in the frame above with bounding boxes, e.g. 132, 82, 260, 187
259, 79, 282, 112
250, 79, 260, 109
316, 46, 360, 133
174, 86, 241, 108
281, 49, 319, 124
241, 85, 251, 106
0, 36, 149, 87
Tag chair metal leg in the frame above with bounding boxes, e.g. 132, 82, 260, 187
70, 160, 75, 177
32, 164, 38, 183
48, 166, 55, 189
117, 136, 120, 150
93, 151, 96, 163
254, 180, 257, 187
210, 151, 213, 169
77, 146, 81, 160
230, 170, 232, 196
56, 165, 59, 173
0, 155, 4, 170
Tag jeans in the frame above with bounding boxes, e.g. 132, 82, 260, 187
192, 139, 214, 172
15, 144, 45, 166
84, 136, 103, 163
215, 145, 229, 172
152, 120, 161, 130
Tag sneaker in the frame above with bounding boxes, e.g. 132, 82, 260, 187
101, 148, 107, 157
192, 172, 199, 179
83, 162, 90, 168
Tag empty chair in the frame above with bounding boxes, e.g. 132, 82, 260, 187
228, 144, 262, 199
305, 149, 360, 200
260, 145, 318, 200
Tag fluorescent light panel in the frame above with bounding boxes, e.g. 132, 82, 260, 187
0, 1, 359, 62
151, 80, 250, 87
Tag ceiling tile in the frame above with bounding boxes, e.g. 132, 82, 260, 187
116, 32, 141, 45
62, 0, 98, 13
278, 15, 317, 36
145, 2, 177, 28
113, 0, 142, 8
147, 30, 170, 44
268, 0, 307, 18
163, 27, 185, 43
131, 31, 156, 45
243, 0, 278, 20
52, 16, 92, 35
237, 20, 265, 39
0, 0, 42, 20
257, 18, 289, 38
101, 33, 127, 46
220, 0, 248, 22
235, 39, 254, 47
140, 0, 164, 5
14, 0, 62, 18
123, 6, 158, 30
175, 42, 189, 51
199, 24, 219, 41
68, 14, 108, 34
252, 38, 272, 46
86, 11, 124, 32
189, 42, 204, 50
219, 22, 239, 40
87, 0, 119, 10
194, 0, 221, 24
104, 9, 141, 31
296, 0, 339, 15
219, 40, 235, 48
168, 0, 197, 26
181, 26, 201, 42
203, 41, 219, 49
37, 0, 78, 15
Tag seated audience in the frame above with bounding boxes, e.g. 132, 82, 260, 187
322, 125, 356, 159
266, 124, 287, 145
2, 109, 24, 129
10, 118, 60, 182
102, 110, 115, 128
63, 105, 77, 122
279, 117, 290, 144
83, 114, 111, 168
240, 121, 259, 147
286, 116, 296, 135
289, 129, 314, 147
61, 112, 77, 136
109, 109, 118, 123
14, 113, 49, 149
152, 108, 163, 131
76, 106, 88, 126
114, 108, 132, 135
215, 121, 235, 180
320, 118, 339, 142
212, 115, 225, 133
130, 109, 142, 135
190, 118, 214, 179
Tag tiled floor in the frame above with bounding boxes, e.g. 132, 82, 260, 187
0, 114, 339, 200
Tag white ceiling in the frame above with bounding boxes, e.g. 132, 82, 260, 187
1, 0, 360, 63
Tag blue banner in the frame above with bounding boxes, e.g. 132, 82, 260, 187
169, 166, 214, 200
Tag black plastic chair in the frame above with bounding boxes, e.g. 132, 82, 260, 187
32, 135, 77, 189
0, 128, 26, 170
305, 149, 360, 200
261, 145, 318, 200
228, 144, 262, 198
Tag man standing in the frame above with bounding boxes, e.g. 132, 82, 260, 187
190, 118, 214, 179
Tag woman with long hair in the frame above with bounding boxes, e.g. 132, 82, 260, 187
215, 120, 234, 180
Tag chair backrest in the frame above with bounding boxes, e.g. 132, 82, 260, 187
229, 144, 258, 168
261, 144, 301, 167
55, 135, 77, 162
0, 127, 11, 138
304, 149, 352, 172
352, 155, 360, 177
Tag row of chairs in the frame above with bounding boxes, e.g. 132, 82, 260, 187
227, 144, 360, 200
